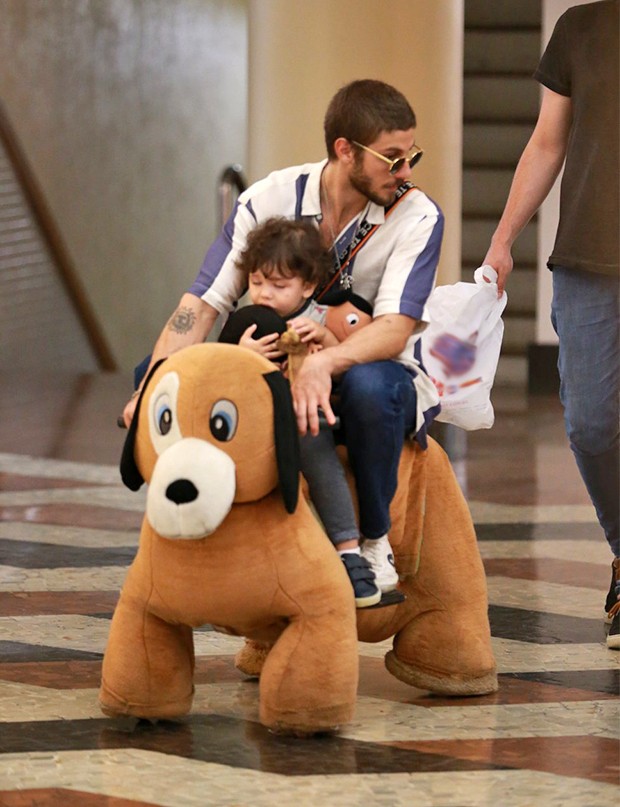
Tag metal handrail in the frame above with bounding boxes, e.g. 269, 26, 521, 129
217, 163, 247, 228
0, 101, 117, 370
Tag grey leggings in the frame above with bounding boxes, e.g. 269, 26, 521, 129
299, 427, 359, 546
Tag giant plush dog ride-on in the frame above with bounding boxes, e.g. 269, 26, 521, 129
99, 343, 359, 734
99, 343, 497, 736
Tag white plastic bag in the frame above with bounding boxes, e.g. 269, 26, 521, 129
421, 265, 507, 430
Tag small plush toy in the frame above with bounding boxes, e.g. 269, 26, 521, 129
99, 343, 359, 735
323, 290, 374, 342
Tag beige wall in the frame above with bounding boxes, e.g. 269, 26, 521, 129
0, 0, 247, 370
248, 0, 464, 285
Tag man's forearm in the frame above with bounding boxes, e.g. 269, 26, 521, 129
290, 313, 416, 436
146, 293, 219, 376
490, 144, 564, 249
491, 88, 572, 249
317, 313, 415, 377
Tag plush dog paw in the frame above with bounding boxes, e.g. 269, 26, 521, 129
385, 649, 498, 696
234, 639, 273, 678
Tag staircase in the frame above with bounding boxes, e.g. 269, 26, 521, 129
462, 0, 542, 386
0, 102, 114, 372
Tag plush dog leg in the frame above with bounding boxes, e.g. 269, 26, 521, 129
100, 591, 195, 719
385, 438, 498, 695
235, 639, 273, 678
258, 614, 359, 735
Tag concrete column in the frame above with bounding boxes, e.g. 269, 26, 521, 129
248, 0, 464, 284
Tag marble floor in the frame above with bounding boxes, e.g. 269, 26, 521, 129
0, 372, 618, 806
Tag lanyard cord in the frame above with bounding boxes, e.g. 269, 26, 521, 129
316, 182, 416, 302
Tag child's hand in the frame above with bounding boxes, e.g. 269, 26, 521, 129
288, 315, 327, 345
239, 325, 284, 360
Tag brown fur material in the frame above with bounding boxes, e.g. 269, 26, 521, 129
237, 435, 499, 697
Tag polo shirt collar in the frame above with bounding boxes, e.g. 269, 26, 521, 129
300, 161, 326, 218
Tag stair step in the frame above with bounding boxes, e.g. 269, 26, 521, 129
465, 30, 541, 74
495, 354, 527, 387
463, 122, 533, 167
464, 76, 540, 122
462, 218, 537, 266
505, 269, 537, 314
461, 1, 542, 384
503, 313, 536, 353
465, 0, 542, 29
463, 167, 516, 216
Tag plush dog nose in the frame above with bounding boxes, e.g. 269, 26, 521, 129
165, 479, 199, 505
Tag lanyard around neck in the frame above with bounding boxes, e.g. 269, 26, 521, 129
316, 182, 416, 301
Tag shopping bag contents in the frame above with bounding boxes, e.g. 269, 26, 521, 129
421, 265, 507, 430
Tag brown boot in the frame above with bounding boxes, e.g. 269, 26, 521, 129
605, 558, 620, 618
606, 558, 620, 650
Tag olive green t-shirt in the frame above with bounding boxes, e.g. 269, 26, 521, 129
535, 0, 619, 276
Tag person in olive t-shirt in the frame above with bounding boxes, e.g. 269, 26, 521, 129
482, 1, 619, 649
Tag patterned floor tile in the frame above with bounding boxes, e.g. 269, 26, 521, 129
0, 382, 618, 804
391, 735, 619, 785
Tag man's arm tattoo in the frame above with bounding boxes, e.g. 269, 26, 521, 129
168, 306, 197, 334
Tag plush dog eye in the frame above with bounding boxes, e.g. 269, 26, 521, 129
148, 372, 182, 453
210, 399, 238, 442
345, 312, 360, 326
157, 405, 173, 435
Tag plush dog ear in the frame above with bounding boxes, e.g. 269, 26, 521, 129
319, 287, 374, 316
218, 305, 288, 364
120, 359, 166, 491
262, 370, 300, 514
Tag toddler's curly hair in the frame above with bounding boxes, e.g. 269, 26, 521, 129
236, 217, 332, 287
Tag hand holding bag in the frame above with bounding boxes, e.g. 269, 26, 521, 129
421, 265, 508, 430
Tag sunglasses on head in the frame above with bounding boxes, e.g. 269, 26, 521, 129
352, 140, 424, 174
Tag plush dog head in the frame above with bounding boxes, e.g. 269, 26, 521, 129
120, 343, 300, 539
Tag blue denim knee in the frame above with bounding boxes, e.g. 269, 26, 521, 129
337, 361, 418, 538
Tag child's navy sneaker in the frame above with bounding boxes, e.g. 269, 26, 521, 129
341, 553, 381, 608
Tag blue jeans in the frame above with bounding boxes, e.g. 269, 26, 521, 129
551, 266, 620, 557
336, 360, 418, 540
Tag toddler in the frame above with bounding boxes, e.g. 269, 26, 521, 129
219, 217, 383, 608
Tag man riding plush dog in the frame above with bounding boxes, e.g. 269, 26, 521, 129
123, 79, 443, 596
